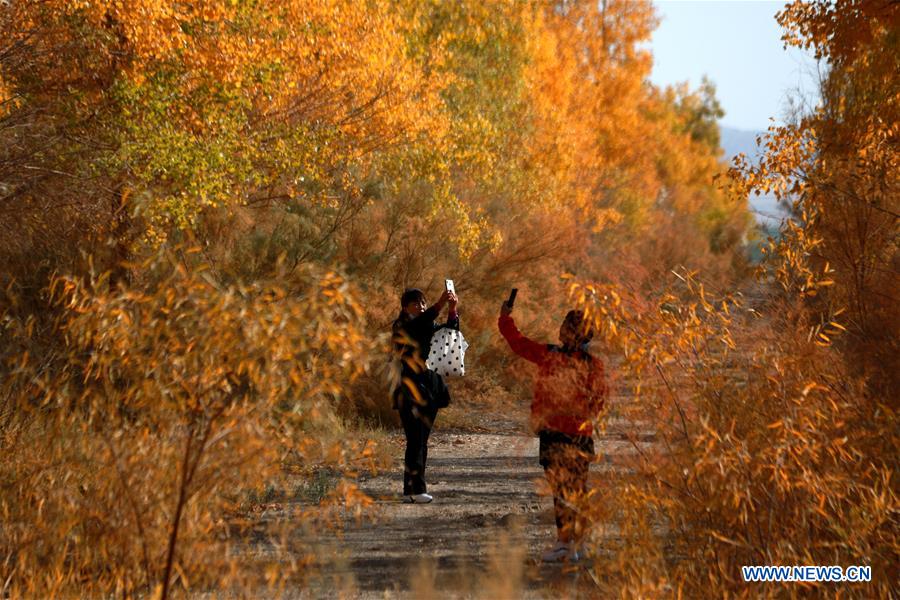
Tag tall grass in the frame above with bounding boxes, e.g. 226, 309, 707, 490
0, 250, 379, 597
571, 254, 897, 596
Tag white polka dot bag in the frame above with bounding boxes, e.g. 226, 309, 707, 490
426, 328, 469, 378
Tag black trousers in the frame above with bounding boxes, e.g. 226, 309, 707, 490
538, 430, 594, 540
399, 403, 437, 495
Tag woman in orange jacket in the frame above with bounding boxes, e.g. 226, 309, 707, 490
498, 302, 607, 562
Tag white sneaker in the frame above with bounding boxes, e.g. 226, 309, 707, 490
403, 493, 433, 504
541, 542, 583, 563
540, 541, 570, 562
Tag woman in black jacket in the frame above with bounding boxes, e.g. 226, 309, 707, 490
391, 287, 458, 503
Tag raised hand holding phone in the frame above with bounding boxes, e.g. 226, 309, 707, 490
443, 280, 458, 309
501, 288, 518, 316
507, 288, 518, 308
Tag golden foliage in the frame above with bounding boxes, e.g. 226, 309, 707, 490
0, 0, 833, 596
570, 264, 896, 596
564, 1, 898, 595
0, 251, 379, 597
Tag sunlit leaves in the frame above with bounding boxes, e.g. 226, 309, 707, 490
568, 2, 898, 594
0, 251, 379, 597
730, 0, 898, 381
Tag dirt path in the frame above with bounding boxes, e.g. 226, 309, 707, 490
300, 392, 652, 598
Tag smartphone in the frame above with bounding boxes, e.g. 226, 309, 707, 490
445, 279, 455, 295
507, 288, 518, 308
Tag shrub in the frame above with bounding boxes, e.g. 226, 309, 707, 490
0, 250, 377, 597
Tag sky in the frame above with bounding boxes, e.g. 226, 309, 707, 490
648, 0, 820, 132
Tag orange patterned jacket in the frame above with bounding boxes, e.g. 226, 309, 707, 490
499, 314, 606, 437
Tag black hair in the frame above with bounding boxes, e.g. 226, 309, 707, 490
400, 288, 426, 308
396, 288, 426, 321
563, 309, 594, 343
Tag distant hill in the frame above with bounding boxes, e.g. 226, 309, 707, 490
720, 125, 764, 163
718, 125, 788, 226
